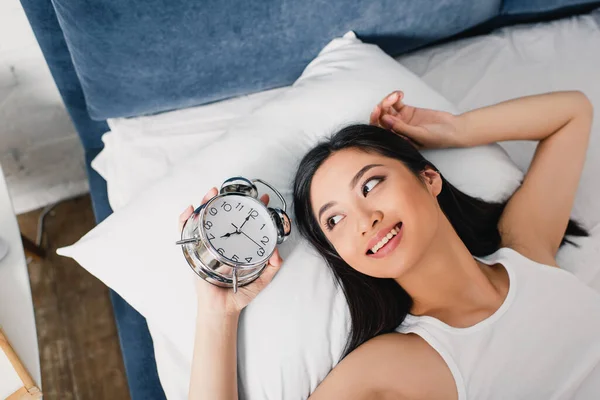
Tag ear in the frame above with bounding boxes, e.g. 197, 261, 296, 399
420, 167, 443, 197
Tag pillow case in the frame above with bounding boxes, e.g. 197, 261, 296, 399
58, 32, 523, 399
92, 87, 286, 211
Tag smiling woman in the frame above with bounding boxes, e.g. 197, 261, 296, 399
294, 124, 549, 355
291, 91, 600, 399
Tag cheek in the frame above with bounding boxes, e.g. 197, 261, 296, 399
330, 227, 389, 278
327, 223, 368, 268
401, 190, 440, 252
328, 227, 357, 260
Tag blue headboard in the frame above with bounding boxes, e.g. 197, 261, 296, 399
20, 0, 600, 153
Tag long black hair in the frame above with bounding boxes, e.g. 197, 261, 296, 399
293, 124, 587, 359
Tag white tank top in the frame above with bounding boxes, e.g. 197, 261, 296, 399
395, 247, 600, 400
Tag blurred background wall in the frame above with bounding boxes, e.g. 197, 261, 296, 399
0, 0, 88, 214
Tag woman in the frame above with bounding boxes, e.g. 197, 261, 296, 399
183, 90, 600, 399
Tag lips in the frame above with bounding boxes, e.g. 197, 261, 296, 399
366, 222, 403, 255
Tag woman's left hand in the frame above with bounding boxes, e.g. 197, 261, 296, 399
370, 90, 467, 149
179, 189, 284, 317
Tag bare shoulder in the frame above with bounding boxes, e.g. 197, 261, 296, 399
309, 332, 457, 400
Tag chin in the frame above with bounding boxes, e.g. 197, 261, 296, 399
380, 260, 412, 280
364, 246, 412, 280
384, 232, 429, 280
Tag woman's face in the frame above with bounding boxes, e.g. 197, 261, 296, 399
310, 148, 443, 279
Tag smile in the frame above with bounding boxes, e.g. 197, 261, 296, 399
366, 222, 403, 257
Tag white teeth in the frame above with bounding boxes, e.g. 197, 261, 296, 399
370, 225, 401, 254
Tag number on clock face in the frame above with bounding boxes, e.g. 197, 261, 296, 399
203, 195, 277, 264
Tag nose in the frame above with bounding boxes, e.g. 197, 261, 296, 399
358, 209, 383, 236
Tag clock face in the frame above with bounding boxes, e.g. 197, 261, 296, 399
202, 194, 277, 265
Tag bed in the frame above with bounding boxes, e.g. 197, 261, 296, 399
20, 1, 600, 399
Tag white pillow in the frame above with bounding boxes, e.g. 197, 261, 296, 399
58, 31, 523, 400
92, 87, 287, 211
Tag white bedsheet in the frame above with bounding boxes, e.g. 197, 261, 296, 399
93, 10, 600, 399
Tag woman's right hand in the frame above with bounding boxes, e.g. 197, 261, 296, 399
370, 90, 467, 149
179, 188, 284, 317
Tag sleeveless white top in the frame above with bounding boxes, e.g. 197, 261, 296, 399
395, 247, 600, 400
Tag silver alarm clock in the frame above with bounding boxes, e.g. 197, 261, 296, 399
176, 177, 291, 292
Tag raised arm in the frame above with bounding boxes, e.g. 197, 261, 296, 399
372, 90, 593, 266
459, 91, 593, 265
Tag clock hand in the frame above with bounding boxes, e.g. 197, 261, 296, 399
238, 229, 263, 249
237, 215, 251, 232
221, 224, 242, 238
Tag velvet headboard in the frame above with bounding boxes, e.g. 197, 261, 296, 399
20, 0, 600, 154
44, 0, 505, 121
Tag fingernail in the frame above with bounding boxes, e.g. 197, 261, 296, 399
388, 92, 398, 101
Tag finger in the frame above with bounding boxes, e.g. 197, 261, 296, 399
180, 187, 218, 231
370, 105, 381, 125
381, 113, 412, 133
380, 114, 424, 147
179, 205, 194, 231
268, 248, 283, 267
376, 105, 389, 129
374, 91, 403, 126
390, 93, 406, 114
383, 106, 398, 117
254, 251, 283, 288
179, 205, 194, 221
375, 99, 390, 124
260, 193, 270, 206
201, 187, 219, 205
381, 91, 401, 109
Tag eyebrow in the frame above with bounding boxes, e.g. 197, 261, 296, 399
350, 164, 383, 190
317, 201, 335, 222
317, 163, 384, 221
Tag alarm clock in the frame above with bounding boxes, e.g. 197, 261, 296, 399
176, 177, 291, 292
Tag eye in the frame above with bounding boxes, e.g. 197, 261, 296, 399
362, 176, 384, 196
325, 214, 343, 231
